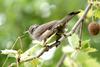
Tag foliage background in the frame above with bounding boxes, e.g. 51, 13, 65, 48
0, 0, 100, 67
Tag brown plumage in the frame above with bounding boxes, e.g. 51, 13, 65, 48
28, 11, 80, 41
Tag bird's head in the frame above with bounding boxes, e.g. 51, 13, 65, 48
28, 24, 39, 34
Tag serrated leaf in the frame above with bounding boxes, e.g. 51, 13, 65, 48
81, 40, 90, 49
68, 33, 79, 48
24, 61, 34, 67
23, 58, 41, 67
77, 52, 100, 67
31, 58, 41, 67
62, 45, 75, 53
81, 40, 97, 53
94, 8, 100, 18
78, 9, 93, 18
82, 47, 97, 53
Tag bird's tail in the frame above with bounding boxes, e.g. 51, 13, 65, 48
60, 11, 80, 24
68, 11, 80, 15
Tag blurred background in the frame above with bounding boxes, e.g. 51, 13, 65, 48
0, 0, 100, 67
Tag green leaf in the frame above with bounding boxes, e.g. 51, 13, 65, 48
23, 58, 41, 67
81, 40, 97, 53
81, 40, 90, 49
82, 47, 97, 53
77, 52, 100, 67
68, 33, 79, 48
31, 58, 41, 67
94, 8, 100, 18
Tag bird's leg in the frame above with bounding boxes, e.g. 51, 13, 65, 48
54, 33, 62, 47
43, 39, 48, 47
42, 33, 61, 48
54, 40, 61, 47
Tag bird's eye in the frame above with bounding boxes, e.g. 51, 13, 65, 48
29, 25, 39, 34
30, 28, 35, 34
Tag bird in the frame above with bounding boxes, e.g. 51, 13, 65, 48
28, 11, 80, 46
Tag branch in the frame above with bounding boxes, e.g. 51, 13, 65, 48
20, 35, 65, 62
1, 0, 94, 66
56, 1, 94, 66
66, 1, 93, 36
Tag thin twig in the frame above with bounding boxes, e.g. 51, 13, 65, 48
20, 35, 65, 62
79, 20, 83, 48
8, 63, 16, 67
20, 40, 61, 62
66, 1, 93, 36
16, 58, 19, 67
2, 33, 27, 67
37, 41, 60, 58
2, 37, 19, 67
19, 37, 23, 51
56, 1, 93, 67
